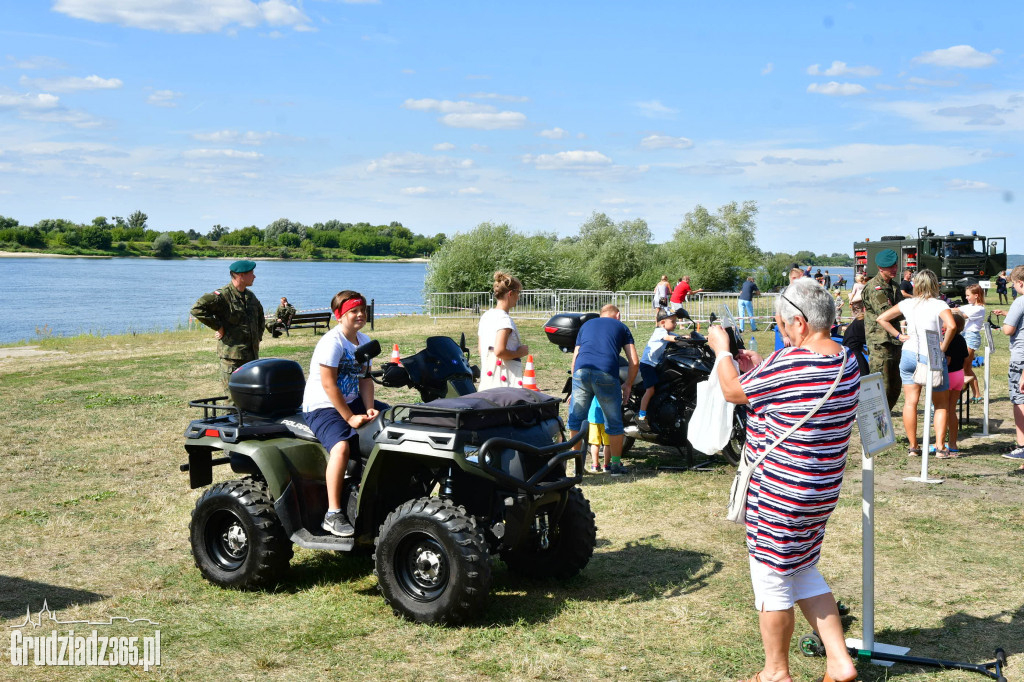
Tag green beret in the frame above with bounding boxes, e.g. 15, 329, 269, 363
229, 260, 256, 274
874, 249, 898, 268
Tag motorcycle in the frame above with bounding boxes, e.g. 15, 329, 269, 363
543, 309, 746, 465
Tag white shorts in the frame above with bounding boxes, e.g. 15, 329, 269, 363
749, 556, 831, 611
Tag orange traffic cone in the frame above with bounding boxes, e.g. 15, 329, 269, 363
390, 343, 402, 365
522, 355, 539, 391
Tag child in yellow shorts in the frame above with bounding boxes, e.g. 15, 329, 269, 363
588, 399, 610, 473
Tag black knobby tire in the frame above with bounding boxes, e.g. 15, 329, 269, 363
374, 497, 491, 625
502, 488, 597, 580
720, 411, 747, 467
190, 478, 293, 589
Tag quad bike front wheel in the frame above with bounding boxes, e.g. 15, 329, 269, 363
502, 488, 597, 580
374, 497, 491, 625
190, 478, 293, 589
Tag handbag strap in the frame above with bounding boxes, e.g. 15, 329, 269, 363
743, 348, 848, 471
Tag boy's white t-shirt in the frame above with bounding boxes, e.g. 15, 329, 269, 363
477, 308, 520, 360
958, 303, 985, 334
641, 327, 674, 366
897, 297, 950, 357
302, 326, 371, 411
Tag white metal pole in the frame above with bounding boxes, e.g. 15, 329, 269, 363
982, 341, 991, 437
861, 437, 875, 653
920, 351, 932, 480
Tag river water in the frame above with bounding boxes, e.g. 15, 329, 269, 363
0, 258, 429, 345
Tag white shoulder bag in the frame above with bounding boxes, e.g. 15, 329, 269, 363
726, 348, 847, 524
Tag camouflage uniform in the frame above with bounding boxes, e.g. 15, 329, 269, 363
191, 282, 265, 392
863, 273, 903, 410
266, 303, 296, 337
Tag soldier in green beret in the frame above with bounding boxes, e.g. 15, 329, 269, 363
190, 260, 265, 393
266, 296, 296, 338
863, 249, 904, 410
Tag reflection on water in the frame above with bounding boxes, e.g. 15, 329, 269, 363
0, 258, 428, 344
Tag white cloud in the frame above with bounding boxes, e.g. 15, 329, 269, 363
192, 130, 278, 145
806, 61, 881, 77
9, 56, 66, 70
439, 111, 526, 129
907, 77, 958, 87
457, 187, 482, 195
52, 0, 312, 34
912, 45, 997, 68
366, 152, 473, 174
183, 148, 263, 159
402, 98, 489, 113
761, 63, 774, 75
464, 92, 530, 103
878, 186, 901, 194
470, 144, 490, 153
523, 150, 613, 170
946, 178, 994, 191
147, 89, 182, 107
634, 99, 678, 118
640, 134, 694, 150
400, 186, 431, 195
19, 74, 123, 92
873, 90, 1024, 131
807, 81, 868, 96
0, 92, 60, 110
539, 127, 568, 139
433, 142, 455, 151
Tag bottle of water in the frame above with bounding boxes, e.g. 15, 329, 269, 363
749, 335, 758, 353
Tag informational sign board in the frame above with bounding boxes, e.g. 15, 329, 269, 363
856, 373, 896, 456
924, 329, 944, 368
985, 321, 995, 352
979, 280, 991, 289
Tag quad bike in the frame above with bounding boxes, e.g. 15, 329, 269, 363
181, 335, 597, 625
543, 309, 746, 465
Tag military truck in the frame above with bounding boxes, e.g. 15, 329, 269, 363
854, 227, 1006, 298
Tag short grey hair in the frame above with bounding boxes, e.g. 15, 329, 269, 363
777, 277, 834, 331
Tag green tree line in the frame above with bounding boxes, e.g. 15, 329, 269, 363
426, 201, 851, 294
0, 212, 446, 260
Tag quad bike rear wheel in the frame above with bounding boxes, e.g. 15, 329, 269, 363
374, 497, 491, 625
502, 488, 597, 580
190, 478, 293, 589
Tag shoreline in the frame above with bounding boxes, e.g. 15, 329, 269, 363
0, 250, 429, 263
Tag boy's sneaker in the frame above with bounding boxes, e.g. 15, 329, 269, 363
1002, 445, 1024, 460
608, 463, 629, 477
636, 416, 652, 432
322, 511, 354, 537
587, 464, 606, 474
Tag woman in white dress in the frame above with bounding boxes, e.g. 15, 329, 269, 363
653, 275, 671, 315
477, 271, 529, 389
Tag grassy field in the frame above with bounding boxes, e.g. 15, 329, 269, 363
1, 313, 1022, 681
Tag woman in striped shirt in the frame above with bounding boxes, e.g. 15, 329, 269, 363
709, 276, 860, 682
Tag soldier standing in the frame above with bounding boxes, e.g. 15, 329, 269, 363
863, 249, 904, 410
190, 260, 265, 393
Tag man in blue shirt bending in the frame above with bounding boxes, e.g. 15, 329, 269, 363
738, 276, 760, 333
567, 304, 639, 476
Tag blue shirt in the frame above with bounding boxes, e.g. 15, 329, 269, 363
739, 279, 759, 301
574, 317, 634, 377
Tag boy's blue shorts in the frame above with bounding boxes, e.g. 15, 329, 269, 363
303, 396, 368, 453
640, 363, 659, 390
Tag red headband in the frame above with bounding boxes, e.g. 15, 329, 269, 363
334, 297, 365, 319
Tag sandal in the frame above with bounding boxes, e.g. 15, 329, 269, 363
935, 449, 954, 459
817, 674, 858, 682
907, 448, 921, 457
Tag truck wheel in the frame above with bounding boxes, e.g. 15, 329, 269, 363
374, 497, 491, 625
503, 488, 596, 580
720, 412, 746, 467
190, 479, 293, 589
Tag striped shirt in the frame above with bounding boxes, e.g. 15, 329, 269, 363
739, 346, 860, 575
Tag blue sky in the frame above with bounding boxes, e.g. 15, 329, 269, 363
1, 1, 1021, 253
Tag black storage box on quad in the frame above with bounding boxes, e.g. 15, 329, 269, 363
228, 358, 306, 416
544, 312, 599, 352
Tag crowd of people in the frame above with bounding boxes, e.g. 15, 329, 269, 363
190, 257, 1022, 681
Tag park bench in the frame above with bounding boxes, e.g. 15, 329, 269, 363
283, 311, 332, 335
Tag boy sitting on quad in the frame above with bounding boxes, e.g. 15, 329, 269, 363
300, 291, 379, 537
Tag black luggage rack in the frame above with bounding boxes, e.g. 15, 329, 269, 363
185, 396, 291, 444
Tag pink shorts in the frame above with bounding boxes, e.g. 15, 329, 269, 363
948, 369, 965, 392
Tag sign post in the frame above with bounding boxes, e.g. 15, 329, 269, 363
849, 373, 909, 665
981, 321, 996, 437
905, 329, 944, 484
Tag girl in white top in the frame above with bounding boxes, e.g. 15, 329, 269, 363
477, 271, 529, 389
849, 273, 867, 311
877, 269, 956, 457
653, 275, 671, 314
959, 283, 987, 401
